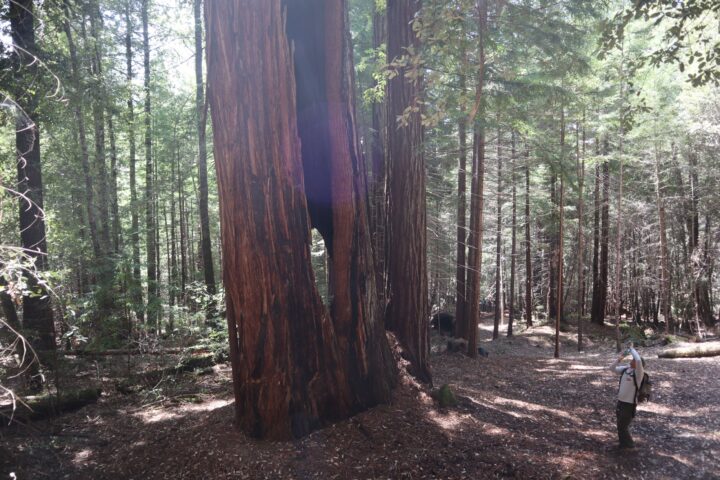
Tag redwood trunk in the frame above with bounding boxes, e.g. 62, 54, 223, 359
125, 4, 143, 319
525, 147, 532, 326
385, 0, 430, 382
507, 131, 517, 337
206, 0, 394, 440
654, 146, 671, 332
591, 154, 610, 326
464, 0, 487, 358
493, 127, 503, 340
142, 0, 158, 324
454, 74, 468, 339
194, 0, 216, 303
11, 0, 55, 351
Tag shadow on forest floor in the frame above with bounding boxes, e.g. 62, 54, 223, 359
2, 315, 718, 479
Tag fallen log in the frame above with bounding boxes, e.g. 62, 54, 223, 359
115, 353, 216, 394
658, 342, 720, 359
63, 346, 209, 356
1, 387, 102, 423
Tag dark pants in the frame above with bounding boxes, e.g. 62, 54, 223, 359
616, 401, 636, 447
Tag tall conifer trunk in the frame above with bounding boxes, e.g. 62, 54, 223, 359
194, 0, 216, 305
493, 127, 503, 340
142, 0, 158, 324
62, 0, 101, 261
10, 0, 55, 352
455, 65, 468, 338
525, 147, 532, 327
465, 0, 487, 358
206, 0, 394, 440
370, 4, 387, 305
125, 3, 143, 320
577, 118, 585, 350
507, 131, 517, 337
385, 0, 430, 382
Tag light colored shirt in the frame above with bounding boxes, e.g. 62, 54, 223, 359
610, 348, 644, 404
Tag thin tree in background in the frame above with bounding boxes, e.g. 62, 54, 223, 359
454, 54, 468, 339
61, 0, 101, 260
464, 0, 487, 359
508, 131, 517, 337
142, 0, 158, 325
125, 1, 143, 321
88, 0, 111, 254
370, 2, 387, 305
385, 0, 430, 382
592, 149, 610, 326
654, 143, 671, 333
554, 105, 565, 359
10, 0, 55, 353
525, 146, 532, 327
493, 126, 503, 340
577, 117, 585, 351
193, 0, 216, 309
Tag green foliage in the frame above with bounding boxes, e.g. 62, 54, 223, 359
600, 0, 720, 86
431, 384, 458, 408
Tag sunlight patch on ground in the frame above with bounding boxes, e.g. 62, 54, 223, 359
179, 398, 231, 412
491, 396, 577, 422
134, 408, 180, 424
426, 410, 470, 431
72, 448, 94, 465
132, 398, 231, 424
567, 364, 605, 370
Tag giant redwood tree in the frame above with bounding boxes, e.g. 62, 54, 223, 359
206, 0, 395, 440
384, 0, 431, 383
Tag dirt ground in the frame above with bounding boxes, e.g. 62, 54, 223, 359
2, 315, 719, 479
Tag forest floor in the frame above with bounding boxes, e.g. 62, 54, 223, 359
2, 314, 719, 480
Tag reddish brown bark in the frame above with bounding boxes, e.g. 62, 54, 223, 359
525, 147, 532, 327
464, 0, 488, 358
385, 0, 430, 382
194, 0, 216, 303
206, 0, 394, 440
12, 0, 55, 352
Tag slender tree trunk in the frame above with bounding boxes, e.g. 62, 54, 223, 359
194, 0, 216, 306
554, 106, 565, 359
385, 0, 430, 382
370, 4, 387, 306
614, 151, 625, 352
525, 147, 532, 327
577, 117, 585, 350
88, 2, 111, 254
142, 0, 158, 325
493, 127, 503, 340
592, 149, 610, 326
62, 0, 101, 260
591, 155, 600, 324
464, 0, 487, 358
548, 167, 558, 322
688, 151, 712, 328
454, 60, 468, 339
125, 3, 143, 320
178, 151, 188, 297
206, 0, 395, 440
11, 0, 55, 352
508, 131, 517, 337
108, 115, 121, 253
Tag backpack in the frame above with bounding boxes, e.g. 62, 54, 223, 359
619, 367, 652, 403
636, 372, 652, 403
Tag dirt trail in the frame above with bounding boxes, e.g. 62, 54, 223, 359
2, 317, 718, 479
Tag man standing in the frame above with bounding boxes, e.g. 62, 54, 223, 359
610, 343, 645, 449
